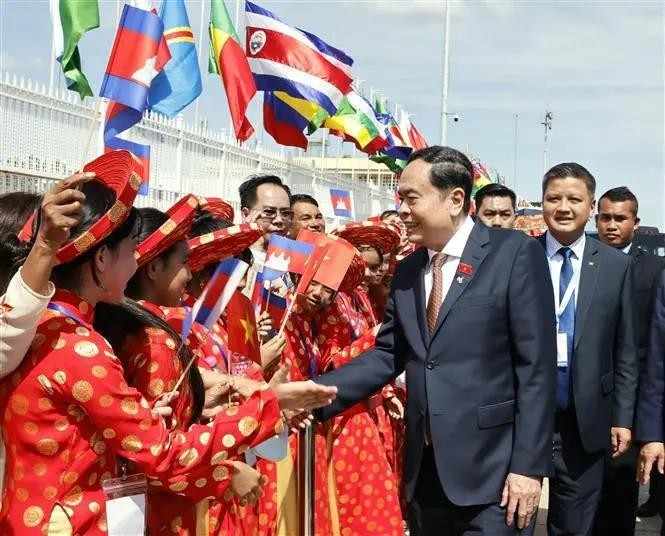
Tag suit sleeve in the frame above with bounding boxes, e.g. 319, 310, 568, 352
612, 260, 639, 429
314, 270, 409, 421
507, 238, 557, 477
635, 269, 665, 442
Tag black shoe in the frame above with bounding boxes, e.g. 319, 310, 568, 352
637, 499, 659, 518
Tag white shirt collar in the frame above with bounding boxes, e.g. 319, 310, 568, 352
427, 216, 475, 263
545, 231, 586, 260
622, 243, 632, 254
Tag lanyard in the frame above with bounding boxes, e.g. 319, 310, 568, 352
47, 302, 86, 326
291, 313, 320, 378
555, 266, 580, 323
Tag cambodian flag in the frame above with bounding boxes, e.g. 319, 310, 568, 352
182, 258, 249, 341
263, 234, 314, 281
330, 189, 353, 218
251, 271, 288, 326
100, 4, 170, 194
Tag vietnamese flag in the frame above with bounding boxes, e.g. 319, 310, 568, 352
226, 290, 261, 365
209, 0, 256, 141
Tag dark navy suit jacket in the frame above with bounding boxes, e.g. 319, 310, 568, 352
636, 269, 665, 443
538, 234, 639, 452
315, 221, 557, 507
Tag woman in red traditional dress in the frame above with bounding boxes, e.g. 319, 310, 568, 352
187, 210, 280, 536
309, 231, 403, 536
0, 152, 288, 536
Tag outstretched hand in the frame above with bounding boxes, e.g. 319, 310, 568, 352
268, 360, 337, 411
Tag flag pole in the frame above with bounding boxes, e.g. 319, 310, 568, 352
81, 97, 102, 170
194, 0, 207, 127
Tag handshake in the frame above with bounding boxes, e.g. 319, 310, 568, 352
198, 360, 336, 424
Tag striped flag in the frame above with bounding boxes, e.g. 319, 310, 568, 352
245, 0, 353, 116
263, 234, 315, 280
182, 258, 249, 341
209, 0, 256, 141
100, 3, 171, 194
148, 0, 202, 118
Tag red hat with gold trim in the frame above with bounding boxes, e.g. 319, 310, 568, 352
18, 150, 143, 265
297, 230, 366, 293
135, 194, 199, 267
188, 223, 262, 273
331, 220, 400, 256
197, 196, 235, 222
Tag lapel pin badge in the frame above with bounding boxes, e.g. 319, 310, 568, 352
588, 261, 595, 266
458, 263, 473, 276
456, 276, 464, 284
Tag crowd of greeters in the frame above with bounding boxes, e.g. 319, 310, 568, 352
0, 145, 662, 536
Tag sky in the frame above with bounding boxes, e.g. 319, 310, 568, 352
1, 0, 664, 227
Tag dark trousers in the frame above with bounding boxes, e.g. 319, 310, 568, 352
547, 410, 605, 536
408, 445, 536, 536
591, 446, 639, 536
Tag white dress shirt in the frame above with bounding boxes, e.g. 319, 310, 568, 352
424, 215, 476, 304
545, 231, 586, 308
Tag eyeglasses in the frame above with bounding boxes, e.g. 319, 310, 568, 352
258, 207, 294, 221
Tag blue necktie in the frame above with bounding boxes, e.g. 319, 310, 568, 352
557, 247, 575, 410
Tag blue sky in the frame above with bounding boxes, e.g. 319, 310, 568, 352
1, 0, 663, 226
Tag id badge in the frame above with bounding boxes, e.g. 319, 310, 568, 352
557, 332, 568, 368
102, 473, 147, 536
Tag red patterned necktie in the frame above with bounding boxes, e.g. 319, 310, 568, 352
427, 253, 447, 334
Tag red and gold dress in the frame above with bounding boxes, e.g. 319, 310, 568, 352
314, 293, 402, 536
0, 289, 283, 535
281, 308, 334, 536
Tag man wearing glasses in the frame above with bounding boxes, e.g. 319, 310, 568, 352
239, 175, 294, 268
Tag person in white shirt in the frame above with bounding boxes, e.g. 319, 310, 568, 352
0, 171, 92, 502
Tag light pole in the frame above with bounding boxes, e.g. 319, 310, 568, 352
513, 114, 519, 191
541, 110, 553, 174
439, 0, 451, 145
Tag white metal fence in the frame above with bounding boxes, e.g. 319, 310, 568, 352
0, 72, 395, 220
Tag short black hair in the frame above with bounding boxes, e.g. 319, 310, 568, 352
380, 210, 399, 221
474, 184, 517, 211
407, 146, 474, 213
542, 163, 596, 198
598, 186, 639, 216
291, 193, 319, 208
239, 175, 292, 209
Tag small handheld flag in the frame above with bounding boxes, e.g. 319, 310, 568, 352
263, 234, 314, 281
227, 291, 261, 365
330, 189, 353, 218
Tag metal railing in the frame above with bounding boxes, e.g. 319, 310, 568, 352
0, 72, 395, 219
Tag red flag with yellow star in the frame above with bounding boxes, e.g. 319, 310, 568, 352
227, 290, 261, 365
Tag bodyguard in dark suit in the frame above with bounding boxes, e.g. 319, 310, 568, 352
592, 187, 665, 536
315, 147, 557, 535
539, 164, 639, 536
636, 269, 665, 535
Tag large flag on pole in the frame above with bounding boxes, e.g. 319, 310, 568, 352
245, 0, 353, 116
148, 0, 202, 118
100, 3, 171, 194
49, 0, 100, 99
209, 0, 257, 141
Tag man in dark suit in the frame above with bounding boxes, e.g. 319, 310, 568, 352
636, 270, 665, 535
593, 187, 665, 535
539, 164, 639, 536
315, 146, 557, 535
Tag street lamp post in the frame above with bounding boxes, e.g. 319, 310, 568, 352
541, 110, 553, 174
440, 0, 451, 146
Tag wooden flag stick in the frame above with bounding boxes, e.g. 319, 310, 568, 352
277, 298, 297, 339
81, 97, 102, 172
